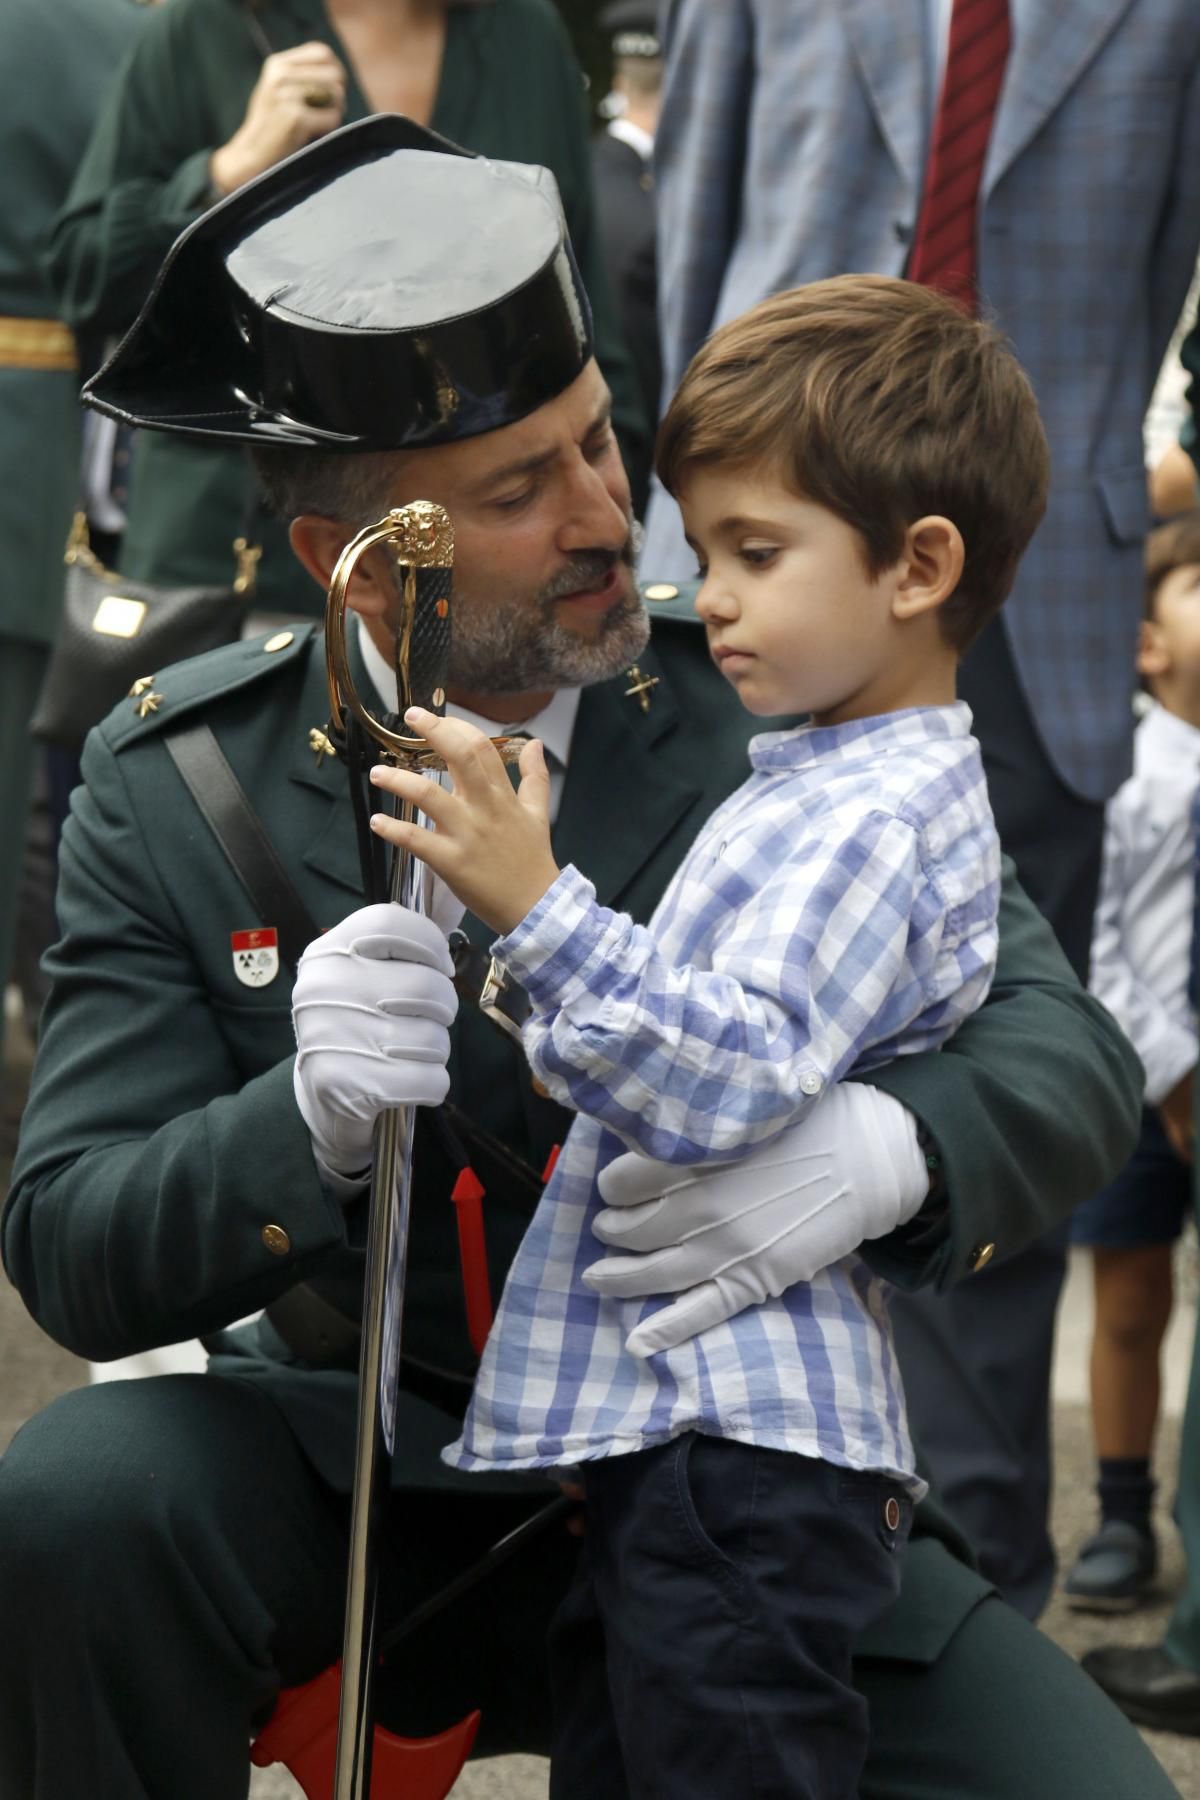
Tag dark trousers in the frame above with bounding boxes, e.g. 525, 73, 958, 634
549, 1436, 911, 1800
891, 617, 1106, 1620
0, 1373, 1180, 1799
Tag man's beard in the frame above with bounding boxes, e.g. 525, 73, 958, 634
398, 544, 650, 695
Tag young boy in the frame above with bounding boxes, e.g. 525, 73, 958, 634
369, 275, 1050, 1799
1064, 512, 1200, 1612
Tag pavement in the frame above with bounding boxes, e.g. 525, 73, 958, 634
2, 994, 1198, 1799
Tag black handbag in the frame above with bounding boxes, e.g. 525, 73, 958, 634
30, 511, 262, 750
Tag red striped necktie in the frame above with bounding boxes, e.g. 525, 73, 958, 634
908, 0, 1011, 314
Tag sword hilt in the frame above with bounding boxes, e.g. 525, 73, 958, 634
325, 502, 524, 771
325, 502, 453, 768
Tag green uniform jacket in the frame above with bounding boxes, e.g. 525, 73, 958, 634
6, 604, 1143, 1667
46, 0, 646, 615
0, 0, 147, 650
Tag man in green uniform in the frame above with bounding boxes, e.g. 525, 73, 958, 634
0, 117, 1178, 1798
0, 0, 149, 1026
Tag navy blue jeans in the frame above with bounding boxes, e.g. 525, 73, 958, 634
548, 1434, 912, 1799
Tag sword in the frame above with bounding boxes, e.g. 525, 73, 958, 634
324, 501, 454, 1800
322, 503, 530, 1798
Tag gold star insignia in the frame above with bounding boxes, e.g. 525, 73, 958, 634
135, 691, 164, 719
128, 675, 157, 698
624, 666, 660, 713
308, 726, 338, 766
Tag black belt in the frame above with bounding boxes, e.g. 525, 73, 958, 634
266, 1281, 473, 1418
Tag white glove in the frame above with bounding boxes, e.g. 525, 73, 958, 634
583, 1084, 930, 1357
292, 903, 458, 1176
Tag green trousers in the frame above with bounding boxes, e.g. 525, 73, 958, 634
0, 1373, 1180, 1800
0, 641, 49, 1001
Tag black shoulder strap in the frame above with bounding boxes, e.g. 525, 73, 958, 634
164, 722, 319, 972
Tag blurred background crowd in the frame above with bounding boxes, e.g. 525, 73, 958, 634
4, 0, 1200, 1791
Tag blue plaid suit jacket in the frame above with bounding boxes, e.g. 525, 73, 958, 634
642, 0, 1200, 803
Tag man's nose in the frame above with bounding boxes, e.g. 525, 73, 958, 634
559, 458, 631, 552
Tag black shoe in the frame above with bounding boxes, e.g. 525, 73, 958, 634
1063, 1519, 1157, 1612
1081, 1644, 1200, 1735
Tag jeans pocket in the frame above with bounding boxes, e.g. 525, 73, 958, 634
669, 1436, 751, 1613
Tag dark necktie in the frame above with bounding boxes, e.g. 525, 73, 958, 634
908, 0, 1012, 313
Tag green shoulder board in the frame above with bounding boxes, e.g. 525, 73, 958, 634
102, 624, 318, 753
641, 578, 701, 626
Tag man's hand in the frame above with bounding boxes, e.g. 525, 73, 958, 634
583, 1084, 931, 1356
367, 709, 560, 934
209, 43, 347, 198
1159, 1068, 1195, 1164
292, 903, 457, 1176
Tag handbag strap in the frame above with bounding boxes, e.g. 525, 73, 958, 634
163, 723, 321, 972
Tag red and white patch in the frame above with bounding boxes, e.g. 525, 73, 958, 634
231, 927, 280, 988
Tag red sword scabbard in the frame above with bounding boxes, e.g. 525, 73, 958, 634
251, 1663, 479, 1800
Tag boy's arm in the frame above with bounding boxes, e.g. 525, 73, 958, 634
371, 713, 995, 1164
499, 813, 985, 1164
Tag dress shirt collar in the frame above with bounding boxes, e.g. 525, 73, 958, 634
355, 612, 581, 772
606, 117, 654, 162
1136, 699, 1200, 774
749, 701, 973, 773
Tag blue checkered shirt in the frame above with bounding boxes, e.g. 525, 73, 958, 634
445, 704, 999, 1490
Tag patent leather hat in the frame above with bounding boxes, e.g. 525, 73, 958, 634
83, 114, 594, 449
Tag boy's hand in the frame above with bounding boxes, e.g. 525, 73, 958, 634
368, 708, 561, 935
1159, 1069, 1195, 1165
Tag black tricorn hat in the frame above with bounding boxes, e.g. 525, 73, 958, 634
83, 114, 594, 450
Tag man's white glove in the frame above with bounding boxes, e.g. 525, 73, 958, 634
292, 903, 458, 1177
583, 1084, 930, 1357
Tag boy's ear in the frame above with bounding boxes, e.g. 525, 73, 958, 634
1136, 617, 1170, 679
289, 514, 393, 619
890, 516, 965, 621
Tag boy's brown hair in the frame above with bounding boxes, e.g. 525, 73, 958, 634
1144, 509, 1200, 619
655, 275, 1050, 654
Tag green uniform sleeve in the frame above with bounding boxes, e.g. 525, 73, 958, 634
2, 726, 347, 1363
44, 2, 250, 335
856, 859, 1143, 1291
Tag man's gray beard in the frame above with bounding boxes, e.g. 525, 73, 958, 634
396, 550, 651, 695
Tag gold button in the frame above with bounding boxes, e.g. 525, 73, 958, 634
884, 1497, 901, 1531
264, 631, 294, 654
261, 1224, 291, 1255
644, 583, 679, 602
970, 1241, 996, 1273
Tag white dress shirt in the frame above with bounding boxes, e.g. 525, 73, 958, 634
1090, 701, 1200, 1104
